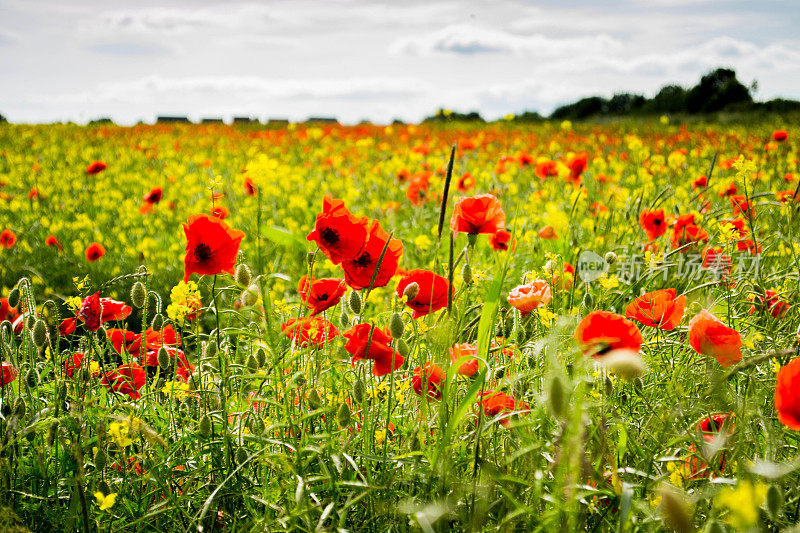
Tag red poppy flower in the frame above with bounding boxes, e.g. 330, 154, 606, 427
0, 297, 19, 323
45, 235, 63, 250
143, 187, 162, 205
243, 177, 257, 196
736, 239, 761, 254
396, 168, 410, 183
702, 246, 732, 278
107, 328, 137, 355
127, 324, 181, 356
102, 363, 146, 400
212, 206, 229, 219
281, 317, 339, 348
343, 323, 403, 376
0, 229, 17, 249
85, 242, 106, 262
773, 130, 788, 142
749, 290, 789, 318
624, 289, 686, 331
451, 194, 505, 235
692, 175, 708, 189
478, 390, 528, 426
507, 280, 551, 316
342, 220, 403, 290
567, 154, 588, 184
457, 172, 476, 192
638, 209, 667, 240
406, 172, 432, 206
78, 292, 103, 331
776, 358, 800, 430
718, 182, 738, 197
489, 229, 514, 251
298, 276, 346, 316
59, 317, 77, 335
412, 363, 444, 399
671, 214, 708, 249
730, 195, 754, 217
535, 160, 558, 179
1, 362, 18, 387
85, 161, 107, 175
396, 269, 449, 319
539, 225, 557, 240
144, 346, 193, 382
64, 352, 84, 378
183, 213, 245, 283
687, 310, 742, 367
449, 343, 480, 376
574, 311, 643, 358
28, 188, 40, 200
307, 196, 369, 265
685, 414, 733, 479
518, 153, 535, 167
777, 190, 796, 203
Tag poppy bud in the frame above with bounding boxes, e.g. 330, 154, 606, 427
658, 485, 691, 533
77, 366, 92, 383
339, 306, 350, 328
199, 414, 213, 437
245, 354, 259, 372
410, 434, 421, 451
32, 319, 47, 348
131, 282, 146, 308
336, 402, 351, 427
26, 368, 38, 388
94, 448, 107, 470
461, 263, 473, 285
204, 340, 218, 358
256, 347, 267, 367
26, 315, 35, 330
396, 339, 410, 357
251, 417, 266, 435
402, 282, 420, 302
235, 446, 249, 465
235, 264, 252, 287
548, 375, 565, 418
348, 291, 362, 315
389, 313, 405, 339
8, 287, 20, 308
241, 285, 258, 307
352, 379, 365, 404
12, 397, 26, 418
583, 292, 593, 308
48, 420, 59, 446
766, 484, 783, 520
604, 251, 617, 265
307, 388, 322, 410
306, 252, 316, 269
151, 314, 164, 331
157, 347, 170, 370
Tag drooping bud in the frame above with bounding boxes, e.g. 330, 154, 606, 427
395, 339, 410, 357
94, 448, 107, 470
255, 347, 267, 367
199, 414, 213, 437
348, 291, 362, 315
583, 292, 594, 308
339, 306, 350, 328
291, 372, 307, 388
130, 282, 146, 308
402, 282, 420, 302
7, 287, 20, 309
96, 420, 107, 441
96, 326, 108, 344
543, 260, 557, 274
704, 520, 725, 533
151, 314, 164, 331
204, 340, 218, 359
25, 368, 39, 388
461, 263, 473, 285
245, 354, 259, 372
157, 347, 170, 370
548, 374, 566, 418
307, 389, 322, 410
235, 446, 249, 465
241, 285, 258, 307
389, 313, 405, 339
32, 319, 47, 348
658, 485, 691, 533
48, 420, 59, 446
766, 484, 783, 520
603, 375, 613, 396
336, 402, 351, 427
12, 397, 26, 418
352, 379, 365, 404
235, 264, 252, 287
602, 349, 646, 380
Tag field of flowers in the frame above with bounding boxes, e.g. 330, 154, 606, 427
1, 117, 799, 531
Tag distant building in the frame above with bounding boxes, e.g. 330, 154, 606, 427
306, 117, 339, 124
233, 116, 257, 124
201, 118, 224, 124
157, 116, 191, 123
266, 118, 290, 126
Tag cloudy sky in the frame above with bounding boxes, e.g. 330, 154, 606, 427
1, 0, 799, 124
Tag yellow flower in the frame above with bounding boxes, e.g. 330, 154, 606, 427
167, 280, 201, 327
162, 380, 191, 398
108, 421, 133, 448
715, 480, 767, 530
718, 222, 739, 243
94, 492, 117, 511
598, 274, 619, 290
560, 120, 572, 131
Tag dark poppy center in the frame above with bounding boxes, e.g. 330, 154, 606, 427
321, 227, 340, 244
653, 218, 662, 226
194, 243, 213, 261
354, 253, 372, 268
317, 293, 329, 301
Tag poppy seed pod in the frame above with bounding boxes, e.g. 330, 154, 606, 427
402, 282, 420, 302
130, 282, 146, 308
336, 402, 351, 427
347, 291, 362, 315
235, 264, 252, 287
199, 414, 213, 437
32, 319, 47, 348
7, 287, 20, 309
389, 313, 405, 339
604, 251, 617, 265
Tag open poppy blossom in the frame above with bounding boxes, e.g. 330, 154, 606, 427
489, 229, 514, 251
343, 323, 403, 376
45, 235, 63, 250
281, 317, 339, 348
107, 328, 138, 355
243, 177, 257, 196
775, 358, 800, 430
85, 242, 106, 262
182, 213, 245, 283
85, 161, 107, 175
671, 214, 708, 249
457, 172, 476, 192
539, 225, 557, 240
449, 343, 480, 376
773, 130, 788, 142
478, 390, 528, 426
624, 289, 686, 330
307, 196, 369, 264
535, 160, 558, 179
0, 229, 17, 249
1, 362, 18, 387
685, 414, 734, 479
78, 293, 131, 331
729, 195, 754, 217
450, 194, 505, 235
342, 220, 403, 290
412, 363, 444, 399
574, 311, 643, 358
687, 310, 742, 367
406, 172, 432, 206
567, 153, 588, 184
59, 317, 77, 335
102, 363, 146, 400
298, 276, 346, 316
143, 187, 162, 205
396, 269, 449, 319
692, 175, 708, 189
638, 209, 667, 240
507, 279, 551, 316
749, 290, 789, 318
